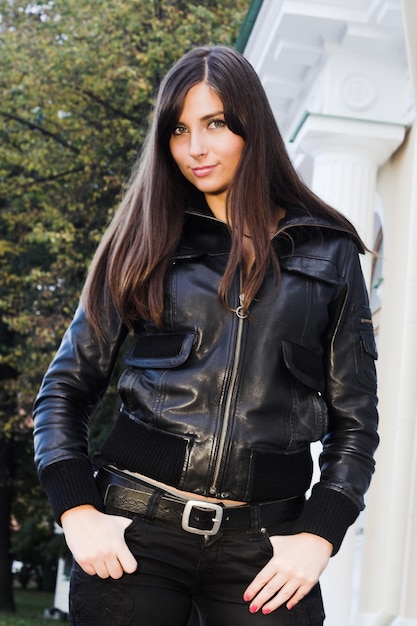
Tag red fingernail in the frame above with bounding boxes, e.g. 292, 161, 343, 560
249, 605, 258, 614
243, 594, 251, 602
262, 608, 271, 615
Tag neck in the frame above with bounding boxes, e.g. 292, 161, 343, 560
204, 194, 228, 224
204, 195, 286, 236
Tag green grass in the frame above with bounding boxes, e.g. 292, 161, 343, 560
0, 589, 58, 626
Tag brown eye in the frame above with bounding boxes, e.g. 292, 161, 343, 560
173, 125, 188, 136
208, 119, 226, 129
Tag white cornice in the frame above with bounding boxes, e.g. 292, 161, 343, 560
244, 0, 413, 142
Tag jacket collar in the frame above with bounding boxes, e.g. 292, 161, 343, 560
182, 191, 360, 256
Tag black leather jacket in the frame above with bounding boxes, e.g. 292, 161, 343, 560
33, 207, 378, 553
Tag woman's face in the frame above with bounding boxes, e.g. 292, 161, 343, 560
169, 81, 245, 221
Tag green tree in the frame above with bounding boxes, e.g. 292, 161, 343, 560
0, 0, 248, 612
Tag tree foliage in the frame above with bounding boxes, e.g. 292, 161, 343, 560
0, 0, 248, 606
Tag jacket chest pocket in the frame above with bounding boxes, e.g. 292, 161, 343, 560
118, 332, 196, 422
279, 253, 339, 341
282, 340, 329, 445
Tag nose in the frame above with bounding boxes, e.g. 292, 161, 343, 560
188, 131, 207, 159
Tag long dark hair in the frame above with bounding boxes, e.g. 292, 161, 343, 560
82, 45, 363, 336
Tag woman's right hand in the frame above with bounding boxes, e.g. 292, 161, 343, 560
61, 504, 138, 579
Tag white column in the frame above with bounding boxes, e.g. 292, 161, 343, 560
291, 113, 405, 626
356, 123, 417, 626
397, 1, 417, 621
292, 114, 405, 286
356, 0, 417, 622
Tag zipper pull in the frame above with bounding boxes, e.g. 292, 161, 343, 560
235, 294, 247, 319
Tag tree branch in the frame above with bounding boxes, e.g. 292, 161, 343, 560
75, 87, 145, 125
0, 111, 81, 154
19, 165, 87, 188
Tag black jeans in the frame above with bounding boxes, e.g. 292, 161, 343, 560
69, 512, 325, 626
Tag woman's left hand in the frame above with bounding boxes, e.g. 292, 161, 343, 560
243, 532, 332, 615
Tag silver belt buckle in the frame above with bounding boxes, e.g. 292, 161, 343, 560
181, 500, 223, 536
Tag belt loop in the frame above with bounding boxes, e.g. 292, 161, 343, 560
249, 504, 262, 541
143, 488, 163, 521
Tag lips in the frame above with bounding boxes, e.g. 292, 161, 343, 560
191, 165, 217, 177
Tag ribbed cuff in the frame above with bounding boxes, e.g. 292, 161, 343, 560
292, 485, 360, 555
39, 458, 105, 524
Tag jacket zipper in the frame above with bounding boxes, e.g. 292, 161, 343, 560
209, 290, 247, 496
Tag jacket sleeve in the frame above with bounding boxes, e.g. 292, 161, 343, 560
33, 304, 130, 522
293, 239, 379, 553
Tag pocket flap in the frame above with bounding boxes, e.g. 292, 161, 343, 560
352, 304, 378, 360
282, 341, 325, 393
124, 332, 196, 368
360, 331, 378, 360
280, 255, 339, 285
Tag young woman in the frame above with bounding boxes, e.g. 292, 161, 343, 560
33, 46, 379, 625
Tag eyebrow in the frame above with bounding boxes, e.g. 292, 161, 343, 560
177, 110, 225, 124
200, 110, 224, 121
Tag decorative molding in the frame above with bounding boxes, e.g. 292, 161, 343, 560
340, 73, 377, 111
244, 0, 413, 141
291, 114, 406, 166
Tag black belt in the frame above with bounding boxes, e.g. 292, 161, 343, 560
96, 466, 304, 536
